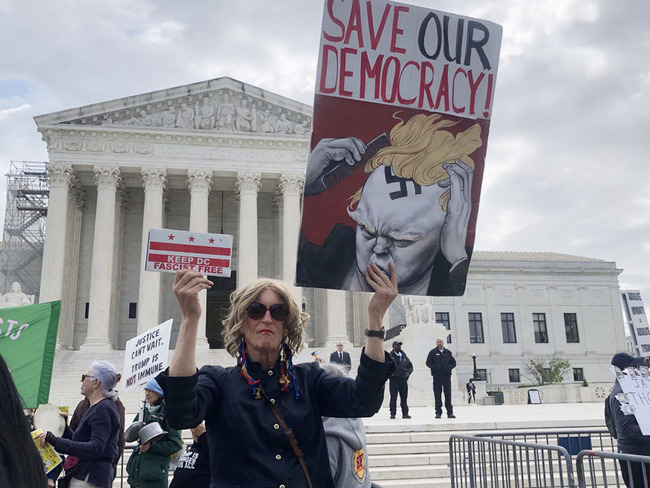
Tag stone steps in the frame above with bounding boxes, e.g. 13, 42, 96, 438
368, 452, 449, 468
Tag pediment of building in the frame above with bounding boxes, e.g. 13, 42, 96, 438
34, 77, 313, 137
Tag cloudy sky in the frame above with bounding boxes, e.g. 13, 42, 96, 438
1, 0, 649, 307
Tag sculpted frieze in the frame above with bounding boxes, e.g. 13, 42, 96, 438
47, 138, 154, 155
155, 144, 307, 163
62, 90, 312, 136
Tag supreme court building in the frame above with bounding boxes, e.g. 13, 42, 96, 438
33, 77, 628, 390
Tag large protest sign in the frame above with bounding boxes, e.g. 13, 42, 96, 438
146, 228, 233, 277
0, 301, 60, 408
297, 0, 502, 296
614, 367, 650, 435
122, 319, 172, 391
621, 290, 650, 357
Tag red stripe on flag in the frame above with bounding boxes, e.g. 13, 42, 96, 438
148, 254, 231, 267
149, 241, 231, 256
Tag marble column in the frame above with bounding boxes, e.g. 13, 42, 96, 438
137, 167, 167, 334
351, 291, 370, 346
57, 178, 84, 349
319, 288, 350, 349
236, 171, 260, 287
278, 173, 304, 301
39, 163, 75, 303
484, 285, 502, 357
81, 166, 121, 351
110, 186, 128, 347
188, 169, 212, 349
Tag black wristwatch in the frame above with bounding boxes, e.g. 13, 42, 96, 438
364, 328, 385, 339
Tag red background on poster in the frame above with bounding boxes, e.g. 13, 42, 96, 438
301, 94, 490, 248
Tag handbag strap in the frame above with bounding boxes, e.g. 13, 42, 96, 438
259, 388, 314, 488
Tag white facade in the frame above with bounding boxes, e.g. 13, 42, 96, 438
424, 251, 628, 387
33, 78, 628, 390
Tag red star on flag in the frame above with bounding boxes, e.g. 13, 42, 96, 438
188, 236, 195, 242
208, 238, 215, 244
168, 234, 175, 240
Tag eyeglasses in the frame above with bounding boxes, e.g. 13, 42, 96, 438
247, 302, 289, 321
81, 374, 96, 381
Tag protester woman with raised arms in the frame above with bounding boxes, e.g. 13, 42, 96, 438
162, 263, 397, 488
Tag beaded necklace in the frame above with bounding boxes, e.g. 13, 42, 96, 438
237, 339, 300, 400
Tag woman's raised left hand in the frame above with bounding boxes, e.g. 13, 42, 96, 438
366, 262, 398, 327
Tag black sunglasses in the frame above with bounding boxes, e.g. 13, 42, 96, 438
81, 374, 96, 381
247, 302, 289, 321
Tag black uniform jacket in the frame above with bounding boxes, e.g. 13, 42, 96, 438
426, 347, 457, 377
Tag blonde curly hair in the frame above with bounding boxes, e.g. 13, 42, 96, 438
222, 278, 308, 357
349, 112, 482, 212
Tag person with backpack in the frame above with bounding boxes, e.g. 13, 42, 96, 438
606, 352, 650, 488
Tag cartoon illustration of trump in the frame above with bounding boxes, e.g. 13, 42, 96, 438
298, 112, 482, 296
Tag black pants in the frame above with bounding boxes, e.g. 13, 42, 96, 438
433, 375, 453, 416
389, 377, 409, 416
619, 452, 650, 488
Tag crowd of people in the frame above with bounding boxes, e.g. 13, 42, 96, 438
2, 264, 648, 488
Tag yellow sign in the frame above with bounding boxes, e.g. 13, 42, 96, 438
30, 428, 63, 474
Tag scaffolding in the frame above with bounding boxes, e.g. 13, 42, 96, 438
0, 161, 48, 297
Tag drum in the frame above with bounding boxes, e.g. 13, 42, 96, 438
33, 403, 66, 437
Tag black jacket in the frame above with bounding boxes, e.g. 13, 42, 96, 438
330, 350, 351, 369
389, 350, 413, 379
610, 380, 650, 454
426, 347, 456, 376
162, 352, 394, 488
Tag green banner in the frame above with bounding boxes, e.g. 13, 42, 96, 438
0, 301, 60, 409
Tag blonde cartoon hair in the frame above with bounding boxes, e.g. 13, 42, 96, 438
222, 278, 308, 357
349, 113, 482, 211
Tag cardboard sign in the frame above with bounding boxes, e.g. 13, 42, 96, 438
145, 228, 233, 277
122, 319, 172, 391
621, 290, 650, 357
297, 0, 502, 296
31, 428, 62, 474
615, 368, 650, 435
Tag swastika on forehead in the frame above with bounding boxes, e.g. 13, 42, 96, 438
384, 166, 422, 200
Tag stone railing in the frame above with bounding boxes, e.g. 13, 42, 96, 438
497, 382, 613, 405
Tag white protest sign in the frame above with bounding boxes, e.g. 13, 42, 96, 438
615, 368, 650, 435
317, 0, 502, 119
122, 319, 172, 392
621, 290, 650, 357
145, 228, 233, 277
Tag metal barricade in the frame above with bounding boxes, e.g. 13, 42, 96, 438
450, 434, 576, 488
576, 450, 650, 488
115, 444, 138, 488
476, 429, 617, 454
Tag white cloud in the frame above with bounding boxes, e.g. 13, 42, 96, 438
0, 103, 31, 120
138, 20, 187, 46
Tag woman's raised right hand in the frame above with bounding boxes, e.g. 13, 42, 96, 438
172, 269, 213, 322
